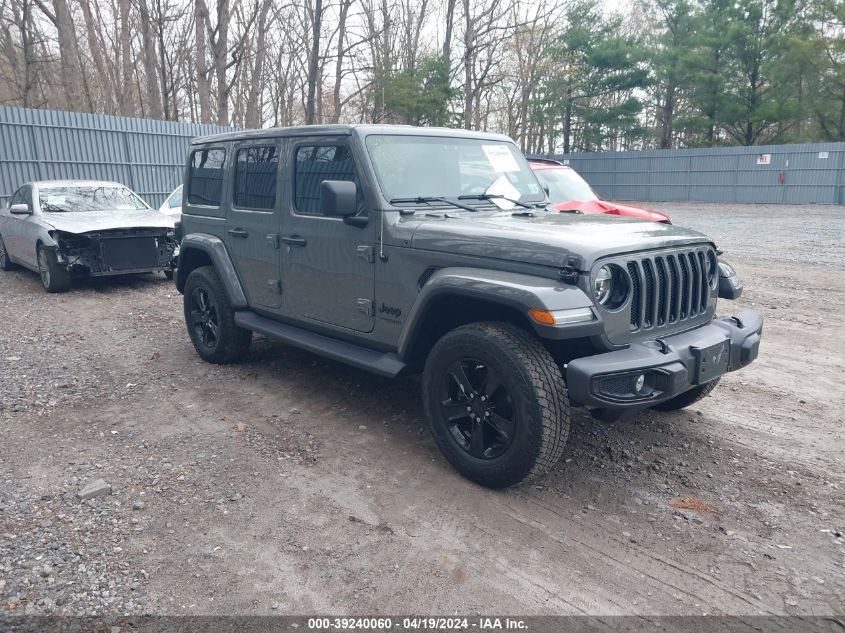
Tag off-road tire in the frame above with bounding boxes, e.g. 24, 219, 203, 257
37, 244, 71, 293
652, 378, 721, 412
183, 265, 252, 364
0, 234, 15, 271
422, 322, 570, 489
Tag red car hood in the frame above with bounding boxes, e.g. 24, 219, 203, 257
551, 199, 671, 223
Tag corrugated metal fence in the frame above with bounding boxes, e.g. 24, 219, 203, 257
0, 106, 233, 207
3, 105, 843, 206
551, 142, 845, 204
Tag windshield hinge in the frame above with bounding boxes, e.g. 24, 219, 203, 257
356, 245, 375, 264
559, 254, 583, 284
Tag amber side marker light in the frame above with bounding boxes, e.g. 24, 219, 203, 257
528, 307, 594, 326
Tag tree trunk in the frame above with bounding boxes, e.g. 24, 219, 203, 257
443, 0, 457, 65
214, 0, 230, 126
194, 0, 212, 123
660, 84, 675, 149
155, 0, 171, 119
118, 0, 135, 116
138, 0, 163, 119
245, 0, 273, 128
330, 0, 351, 123
79, 0, 113, 113
838, 81, 845, 140
462, 0, 473, 129
563, 95, 572, 154
50, 0, 85, 111
304, 0, 323, 125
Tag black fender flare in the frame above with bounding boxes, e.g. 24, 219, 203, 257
176, 234, 247, 309
396, 267, 599, 359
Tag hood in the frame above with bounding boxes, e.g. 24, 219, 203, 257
551, 199, 671, 223
41, 209, 176, 234
410, 211, 711, 270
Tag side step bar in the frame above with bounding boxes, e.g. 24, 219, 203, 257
234, 311, 406, 378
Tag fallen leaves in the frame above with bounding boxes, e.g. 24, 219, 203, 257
669, 496, 718, 515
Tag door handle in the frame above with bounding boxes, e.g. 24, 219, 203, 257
281, 235, 307, 247
227, 228, 248, 238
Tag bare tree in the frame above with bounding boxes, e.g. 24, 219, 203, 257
194, 0, 212, 122
138, 0, 163, 118
304, 0, 323, 124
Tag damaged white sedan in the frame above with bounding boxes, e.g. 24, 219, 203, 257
0, 180, 178, 292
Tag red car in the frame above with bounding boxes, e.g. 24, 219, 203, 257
528, 158, 671, 223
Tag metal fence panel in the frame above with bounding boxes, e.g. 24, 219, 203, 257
551, 142, 845, 204
0, 105, 233, 207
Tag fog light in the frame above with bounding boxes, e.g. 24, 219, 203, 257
633, 373, 646, 393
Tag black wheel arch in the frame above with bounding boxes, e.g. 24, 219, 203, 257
397, 268, 598, 370
175, 234, 247, 309
401, 293, 536, 371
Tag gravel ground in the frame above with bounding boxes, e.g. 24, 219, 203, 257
645, 201, 845, 268
0, 203, 843, 617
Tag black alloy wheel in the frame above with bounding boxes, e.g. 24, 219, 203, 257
440, 358, 516, 460
182, 265, 252, 363
189, 286, 220, 350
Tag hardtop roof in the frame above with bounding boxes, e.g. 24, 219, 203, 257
192, 123, 514, 145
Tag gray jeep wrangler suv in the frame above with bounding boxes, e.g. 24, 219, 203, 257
174, 124, 761, 488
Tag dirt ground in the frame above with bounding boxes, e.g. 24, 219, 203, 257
0, 203, 843, 617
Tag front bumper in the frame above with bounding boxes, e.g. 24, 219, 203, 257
566, 309, 763, 410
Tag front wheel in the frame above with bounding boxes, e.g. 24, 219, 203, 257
422, 322, 570, 489
37, 245, 71, 293
183, 265, 252, 363
652, 378, 721, 412
0, 234, 15, 271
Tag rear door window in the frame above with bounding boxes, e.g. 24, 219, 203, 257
187, 148, 226, 206
233, 146, 279, 210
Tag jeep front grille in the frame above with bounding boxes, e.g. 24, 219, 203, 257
627, 248, 712, 331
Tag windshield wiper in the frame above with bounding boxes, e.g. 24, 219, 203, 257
389, 196, 480, 213
40, 203, 68, 213
457, 193, 536, 210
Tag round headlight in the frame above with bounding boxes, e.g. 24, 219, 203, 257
592, 264, 629, 310
594, 266, 613, 304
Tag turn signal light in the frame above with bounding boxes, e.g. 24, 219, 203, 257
528, 308, 556, 325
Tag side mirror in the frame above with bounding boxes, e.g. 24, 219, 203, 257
320, 180, 357, 217
10, 203, 31, 215
717, 260, 743, 300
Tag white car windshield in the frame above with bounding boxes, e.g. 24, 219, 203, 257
166, 186, 183, 209
365, 135, 545, 205
533, 167, 598, 202
38, 186, 149, 213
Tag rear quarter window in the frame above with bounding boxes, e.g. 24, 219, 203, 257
188, 148, 226, 206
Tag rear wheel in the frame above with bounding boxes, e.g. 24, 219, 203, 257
0, 234, 14, 271
422, 322, 570, 489
653, 378, 721, 412
37, 245, 71, 293
183, 265, 252, 363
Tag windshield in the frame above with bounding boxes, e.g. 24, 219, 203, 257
38, 185, 149, 213
533, 167, 598, 202
166, 186, 183, 209
365, 135, 545, 205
